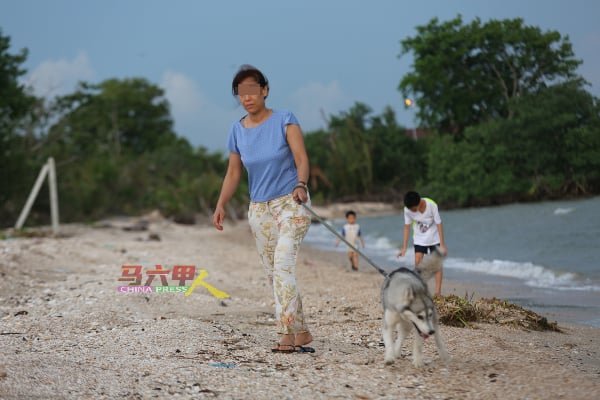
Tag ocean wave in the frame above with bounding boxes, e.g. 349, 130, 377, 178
553, 207, 575, 215
442, 258, 600, 292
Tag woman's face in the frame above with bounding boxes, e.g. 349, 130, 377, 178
237, 77, 268, 113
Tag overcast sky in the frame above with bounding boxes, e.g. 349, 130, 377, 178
2, 0, 599, 152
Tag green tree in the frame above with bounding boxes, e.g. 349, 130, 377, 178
506, 82, 600, 197
0, 30, 40, 226
46, 78, 177, 158
327, 103, 374, 197
0, 33, 243, 227
399, 15, 583, 135
369, 106, 426, 191
304, 104, 427, 202
33, 78, 232, 222
425, 82, 600, 206
0, 30, 36, 133
424, 126, 522, 206
303, 128, 333, 201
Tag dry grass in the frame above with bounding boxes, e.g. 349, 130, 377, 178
435, 294, 562, 332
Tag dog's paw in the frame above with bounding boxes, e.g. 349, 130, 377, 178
384, 357, 395, 365
412, 358, 425, 368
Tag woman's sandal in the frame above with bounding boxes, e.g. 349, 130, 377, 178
271, 344, 296, 353
271, 344, 316, 353
294, 345, 315, 353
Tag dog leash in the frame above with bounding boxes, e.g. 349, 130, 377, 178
300, 202, 389, 276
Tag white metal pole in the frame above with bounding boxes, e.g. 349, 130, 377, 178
48, 157, 60, 234
15, 161, 50, 230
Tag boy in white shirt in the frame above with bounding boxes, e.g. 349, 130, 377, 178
335, 210, 365, 271
397, 191, 448, 295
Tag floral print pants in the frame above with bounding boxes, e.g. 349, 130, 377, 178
248, 193, 312, 335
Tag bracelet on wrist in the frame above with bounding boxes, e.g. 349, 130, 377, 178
298, 180, 307, 186
293, 184, 308, 192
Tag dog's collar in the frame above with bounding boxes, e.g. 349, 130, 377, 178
385, 267, 418, 280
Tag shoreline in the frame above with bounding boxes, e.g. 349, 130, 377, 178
1, 219, 599, 399
307, 201, 400, 220
305, 200, 600, 329
301, 241, 596, 329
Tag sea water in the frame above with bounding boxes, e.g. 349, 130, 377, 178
304, 196, 600, 327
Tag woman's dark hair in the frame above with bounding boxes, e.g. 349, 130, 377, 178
404, 191, 421, 208
232, 64, 269, 98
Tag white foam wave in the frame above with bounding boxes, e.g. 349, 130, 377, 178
443, 258, 600, 291
366, 236, 395, 251
553, 207, 574, 215
306, 223, 349, 253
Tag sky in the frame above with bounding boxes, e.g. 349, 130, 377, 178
2, 0, 599, 152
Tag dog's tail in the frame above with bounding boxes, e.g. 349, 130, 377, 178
415, 246, 445, 282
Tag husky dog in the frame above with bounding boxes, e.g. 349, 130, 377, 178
381, 247, 449, 367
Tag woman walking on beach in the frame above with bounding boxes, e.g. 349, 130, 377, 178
212, 65, 314, 353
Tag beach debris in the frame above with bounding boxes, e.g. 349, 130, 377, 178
434, 294, 561, 332
434, 294, 478, 327
122, 219, 149, 232
476, 297, 562, 332
148, 233, 161, 241
209, 362, 236, 368
173, 213, 196, 225
1, 228, 56, 239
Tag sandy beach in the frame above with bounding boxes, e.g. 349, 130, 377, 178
1, 211, 599, 400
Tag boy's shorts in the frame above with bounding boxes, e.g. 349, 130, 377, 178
414, 244, 439, 254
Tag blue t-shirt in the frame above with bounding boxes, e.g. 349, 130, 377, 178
227, 109, 300, 202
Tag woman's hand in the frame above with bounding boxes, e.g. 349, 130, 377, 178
212, 153, 242, 231
212, 205, 226, 231
293, 184, 308, 204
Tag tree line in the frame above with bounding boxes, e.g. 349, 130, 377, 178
1, 15, 599, 228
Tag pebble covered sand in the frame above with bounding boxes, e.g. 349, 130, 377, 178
1, 211, 599, 399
